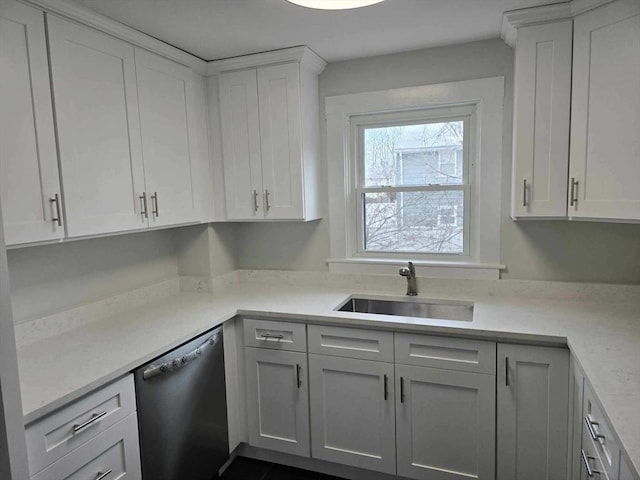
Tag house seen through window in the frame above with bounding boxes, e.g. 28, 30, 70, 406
359, 118, 468, 255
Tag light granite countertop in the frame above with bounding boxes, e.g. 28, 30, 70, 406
15, 281, 640, 475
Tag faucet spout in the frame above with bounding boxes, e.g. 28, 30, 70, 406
399, 262, 418, 296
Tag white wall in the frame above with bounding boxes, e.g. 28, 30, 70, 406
7, 229, 179, 323
232, 38, 640, 284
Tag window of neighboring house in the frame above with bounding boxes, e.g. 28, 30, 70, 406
356, 109, 472, 257
325, 77, 504, 279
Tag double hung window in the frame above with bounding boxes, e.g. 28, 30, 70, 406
355, 107, 473, 257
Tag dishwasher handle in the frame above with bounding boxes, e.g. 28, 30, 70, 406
142, 331, 220, 381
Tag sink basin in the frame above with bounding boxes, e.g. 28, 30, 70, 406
336, 297, 474, 322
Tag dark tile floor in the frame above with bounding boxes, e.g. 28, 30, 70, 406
220, 456, 346, 480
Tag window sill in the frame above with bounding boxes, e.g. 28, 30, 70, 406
326, 257, 505, 280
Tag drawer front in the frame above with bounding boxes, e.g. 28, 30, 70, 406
583, 383, 620, 479
26, 374, 136, 475
308, 325, 393, 362
581, 424, 611, 480
31, 413, 141, 480
395, 333, 496, 374
243, 319, 307, 352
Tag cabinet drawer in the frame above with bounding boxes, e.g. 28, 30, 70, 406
395, 333, 495, 374
308, 325, 393, 362
583, 383, 620, 479
31, 413, 141, 480
26, 374, 136, 475
243, 319, 306, 352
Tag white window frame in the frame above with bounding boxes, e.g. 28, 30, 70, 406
325, 77, 505, 279
354, 107, 473, 258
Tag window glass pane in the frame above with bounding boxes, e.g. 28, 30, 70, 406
363, 190, 465, 254
363, 121, 464, 187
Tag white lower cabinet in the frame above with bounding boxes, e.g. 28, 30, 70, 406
31, 413, 141, 480
497, 344, 569, 480
26, 374, 141, 479
308, 354, 395, 474
244, 347, 310, 457
395, 364, 496, 480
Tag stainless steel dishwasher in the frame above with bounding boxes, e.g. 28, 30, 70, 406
134, 326, 229, 480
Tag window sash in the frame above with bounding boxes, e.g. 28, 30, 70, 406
354, 109, 472, 258
356, 184, 471, 257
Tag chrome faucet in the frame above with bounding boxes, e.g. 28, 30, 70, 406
399, 262, 417, 296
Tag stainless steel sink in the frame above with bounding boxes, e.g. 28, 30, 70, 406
336, 297, 474, 322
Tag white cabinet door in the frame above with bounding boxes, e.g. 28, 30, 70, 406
396, 364, 495, 480
219, 69, 264, 220
135, 48, 201, 228
497, 344, 569, 480
244, 347, 309, 457
0, 1, 63, 245
569, 0, 640, 221
257, 63, 304, 220
308, 354, 395, 474
47, 15, 146, 237
511, 20, 573, 219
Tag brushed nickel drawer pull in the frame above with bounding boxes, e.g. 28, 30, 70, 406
581, 449, 600, 477
265, 189, 271, 212
96, 469, 112, 480
585, 416, 605, 441
50, 194, 62, 227
73, 411, 107, 433
261, 333, 284, 340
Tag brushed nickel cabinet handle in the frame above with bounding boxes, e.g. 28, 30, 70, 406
523, 179, 528, 207
253, 190, 259, 212
265, 189, 271, 212
296, 364, 302, 388
505, 357, 510, 387
585, 416, 605, 441
73, 411, 107, 433
581, 449, 600, 477
570, 178, 579, 207
50, 194, 62, 227
151, 192, 159, 217
383, 374, 388, 400
95, 469, 112, 480
139, 192, 148, 219
400, 377, 405, 403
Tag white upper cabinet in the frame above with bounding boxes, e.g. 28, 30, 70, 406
0, 1, 64, 245
257, 63, 305, 220
215, 47, 326, 222
135, 48, 201, 227
219, 69, 263, 220
511, 20, 573, 219
507, 0, 640, 223
47, 15, 147, 238
569, 0, 640, 222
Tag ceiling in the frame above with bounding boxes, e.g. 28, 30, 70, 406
69, 0, 565, 63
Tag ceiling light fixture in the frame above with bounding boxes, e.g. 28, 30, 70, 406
286, 0, 384, 10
